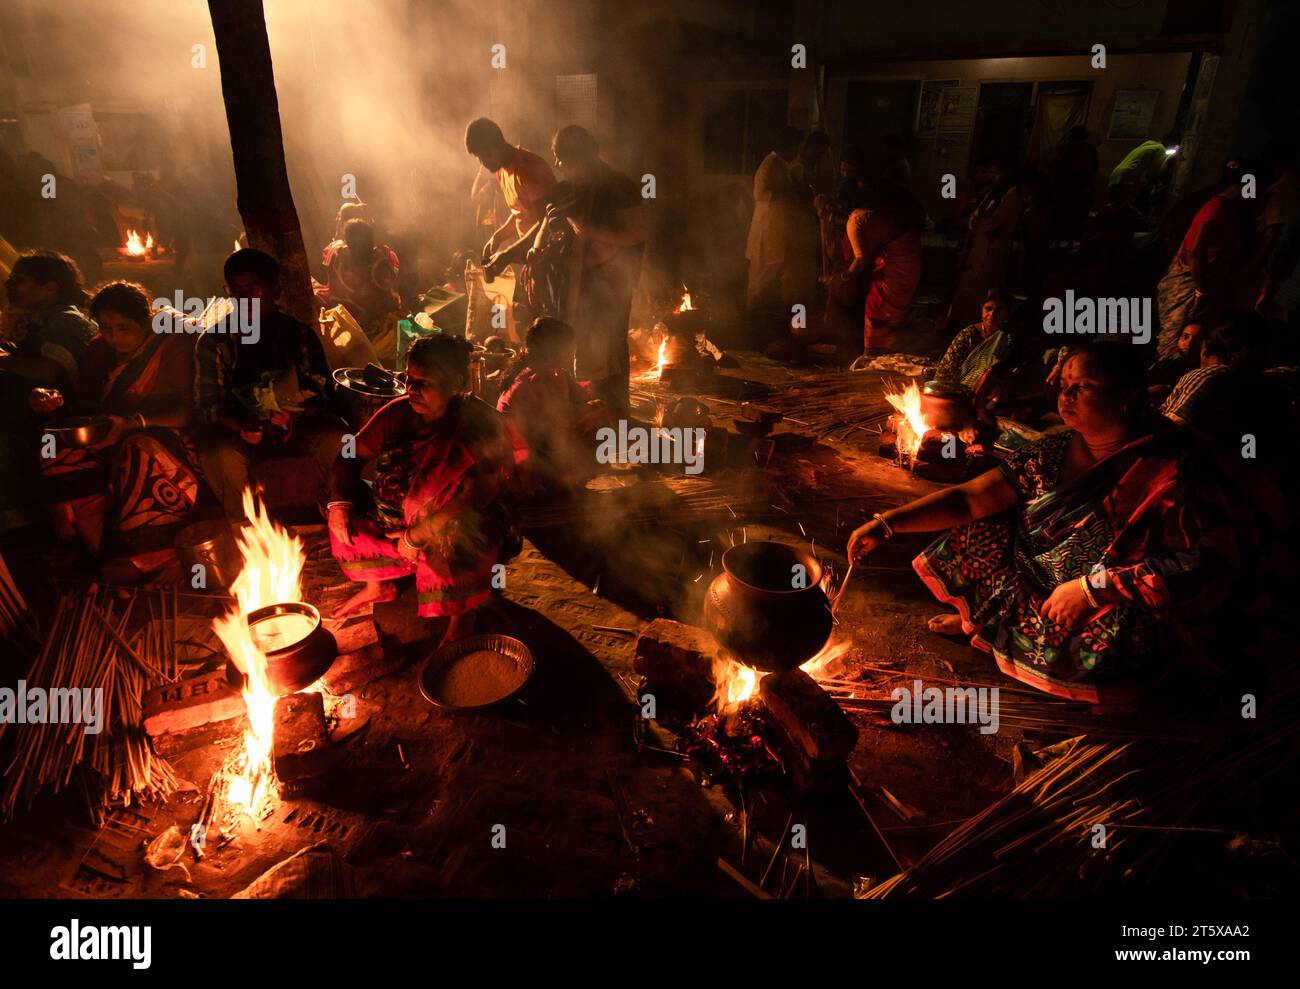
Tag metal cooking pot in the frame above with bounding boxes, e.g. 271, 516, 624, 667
44, 415, 113, 448
920, 380, 975, 432
176, 519, 242, 591
225, 601, 338, 695
702, 541, 832, 673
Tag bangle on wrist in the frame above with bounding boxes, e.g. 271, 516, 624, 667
872, 512, 895, 540
1079, 575, 1100, 608
326, 500, 353, 510
400, 529, 418, 550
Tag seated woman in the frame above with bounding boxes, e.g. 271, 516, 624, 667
29, 281, 201, 583
316, 217, 401, 338
1147, 318, 1207, 403
848, 339, 1248, 704
932, 289, 1012, 393
327, 334, 524, 642
497, 316, 603, 493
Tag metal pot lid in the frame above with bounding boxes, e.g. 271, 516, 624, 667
921, 379, 971, 399
333, 366, 406, 398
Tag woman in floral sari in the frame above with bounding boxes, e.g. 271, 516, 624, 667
29, 281, 201, 582
848, 339, 1250, 704
327, 334, 524, 643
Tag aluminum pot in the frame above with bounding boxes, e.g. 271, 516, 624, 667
702, 541, 832, 672
226, 601, 338, 695
176, 519, 242, 591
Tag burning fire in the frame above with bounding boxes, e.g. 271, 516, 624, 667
655, 337, 669, 378
675, 287, 695, 313
123, 229, 154, 257
711, 637, 852, 712
211, 489, 306, 819
885, 380, 931, 460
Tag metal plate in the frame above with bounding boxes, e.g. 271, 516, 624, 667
419, 633, 535, 712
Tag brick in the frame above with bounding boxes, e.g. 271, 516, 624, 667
143, 670, 245, 739
321, 619, 402, 695
272, 691, 330, 785
757, 669, 858, 789
634, 618, 717, 711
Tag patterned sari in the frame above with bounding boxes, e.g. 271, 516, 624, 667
330, 395, 524, 617
914, 423, 1247, 703
41, 333, 202, 578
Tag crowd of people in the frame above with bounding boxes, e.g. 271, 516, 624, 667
1, 117, 1297, 691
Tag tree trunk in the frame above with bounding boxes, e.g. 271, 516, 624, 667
207, 0, 313, 324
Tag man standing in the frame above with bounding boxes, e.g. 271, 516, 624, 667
465, 118, 556, 279
745, 127, 803, 328
549, 125, 645, 420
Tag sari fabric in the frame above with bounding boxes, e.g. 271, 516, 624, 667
330, 395, 523, 617
41, 333, 201, 576
914, 424, 1245, 703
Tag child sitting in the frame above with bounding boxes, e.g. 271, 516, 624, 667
496, 317, 604, 492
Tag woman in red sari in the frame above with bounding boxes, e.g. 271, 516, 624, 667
29, 281, 201, 583
327, 334, 523, 643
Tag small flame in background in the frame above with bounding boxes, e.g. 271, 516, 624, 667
675, 286, 695, 313
234, 238, 242, 253
885, 380, 931, 460
211, 489, 306, 819
711, 637, 853, 712
123, 229, 154, 257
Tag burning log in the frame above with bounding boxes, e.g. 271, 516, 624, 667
634, 618, 717, 712
756, 669, 858, 790
271, 691, 330, 791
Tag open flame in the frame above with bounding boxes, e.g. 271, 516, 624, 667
123, 229, 154, 257
711, 637, 852, 712
885, 380, 931, 460
675, 287, 695, 313
211, 489, 306, 819
655, 337, 669, 378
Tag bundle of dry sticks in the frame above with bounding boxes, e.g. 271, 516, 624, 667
0, 585, 180, 823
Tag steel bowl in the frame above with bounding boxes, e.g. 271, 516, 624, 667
176, 519, 243, 591
226, 601, 338, 695
44, 415, 113, 448
419, 633, 535, 711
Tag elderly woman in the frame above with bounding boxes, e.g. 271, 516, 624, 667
29, 280, 201, 582
848, 339, 1247, 704
327, 334, 523, 642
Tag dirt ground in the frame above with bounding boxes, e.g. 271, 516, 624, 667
0, 348, 1032, 899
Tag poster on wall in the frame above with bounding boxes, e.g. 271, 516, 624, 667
916, 80, 959, 137
1107, 90, 1160, 141
936, 86, 978, 134
55, 103, 103, 177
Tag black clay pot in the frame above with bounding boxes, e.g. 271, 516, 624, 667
702, 541, 832, 672
225, 601, 338, 695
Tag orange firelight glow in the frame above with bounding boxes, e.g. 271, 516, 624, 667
211, 489, 306, 819
675, 288, 695, 313
885, 380, 931, 460
711, 637, 852, 712
655, 337, 669, 377
123, 229, 154, 257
